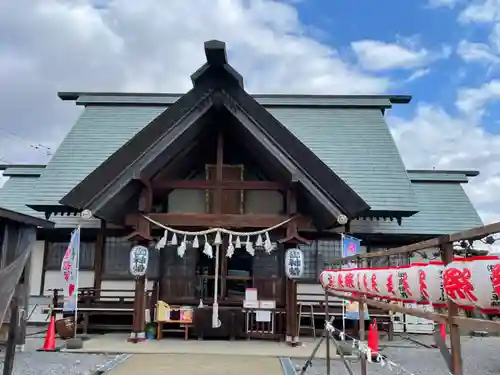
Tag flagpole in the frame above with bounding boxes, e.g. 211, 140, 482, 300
341, 234, 346, 336
74, 226, 81, 339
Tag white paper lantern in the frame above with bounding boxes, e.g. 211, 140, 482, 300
343, 268, 361, 293
335, 269, 349, 292
367, 268, 387, 298
130, 245, 149, 277
284, 248, 304, 279
426, 260, 447, 308
394, 266, 418, 303
465, 255, 500, 314
408, 262, 430, 305
375, 267, 398, 300
319, 269, 337, 290
443, 258, 475, 310
357, 268, 374, 295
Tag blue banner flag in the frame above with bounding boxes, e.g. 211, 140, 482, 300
342, 235, 360, 258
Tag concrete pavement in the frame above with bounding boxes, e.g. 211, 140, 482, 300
107, 354, 284, 375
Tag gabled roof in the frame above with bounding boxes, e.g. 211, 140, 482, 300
58, 40, 371, 227
28, 41, 418, 219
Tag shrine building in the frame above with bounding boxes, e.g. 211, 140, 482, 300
0, 40, 483, 341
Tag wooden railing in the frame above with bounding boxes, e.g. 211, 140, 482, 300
327, 221, 500, 375
161, 276, 285, 306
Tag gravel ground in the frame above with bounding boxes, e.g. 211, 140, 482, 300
0, 334, 120, 375
291, 336, 500, 375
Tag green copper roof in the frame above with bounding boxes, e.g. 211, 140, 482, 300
0, 176, 44, 218
0, 174, 102, 229
28, 94, 418, 214
351, 171, 483, 235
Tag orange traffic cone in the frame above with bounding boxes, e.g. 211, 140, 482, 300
367, 319, 379, 362
37, 315, 58, 352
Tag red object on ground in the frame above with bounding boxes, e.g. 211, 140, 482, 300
367, 318, 379, 354
432, 323, 447, 348
440, 323, 447, 341
38, 316, 57, 351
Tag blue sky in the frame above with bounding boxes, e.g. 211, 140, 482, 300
294, 0, 499, 133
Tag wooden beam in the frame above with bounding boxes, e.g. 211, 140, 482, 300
93, 219, 106, 294
280, 188, 311, 244
153, 179, 286, 190
448, 221, 500, 242
136, 213, 305, 228
328, 290, 500, 333
214, 131, 224, 215
331, 221, 500, 265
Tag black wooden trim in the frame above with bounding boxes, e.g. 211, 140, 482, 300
0, 206, 54, 228
27, 204, 81, 215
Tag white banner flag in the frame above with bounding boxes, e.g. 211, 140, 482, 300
61, 227, 80, 311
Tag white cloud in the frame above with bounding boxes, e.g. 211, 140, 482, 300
490, 23, 500, 52
351, 39, 450, 71
0, 0, 497, 241
405, 68, 431, 82
0, 0, 390, 164
456, 79, 500, 118
459, 0, 500, 23
456, 40, 500, 65
427, 0, 458, 8
389, 100, 500, 228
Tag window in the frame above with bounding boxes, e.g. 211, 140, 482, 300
297, 239, 342, 279
44, 241, 95, 270
102, 237, 159, 279
368, 247, 409, 267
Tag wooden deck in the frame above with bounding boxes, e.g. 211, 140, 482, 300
42, 282, 393, 340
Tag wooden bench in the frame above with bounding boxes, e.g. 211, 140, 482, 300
44, 288, 154, 333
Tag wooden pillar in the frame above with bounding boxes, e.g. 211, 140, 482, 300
39, 239, 49, 295
285, 274, 298, 344
127, 181, 153, 343
3, 286, 20, 375
214, 131, 224, 215
93, 220, 106, 295
441, 241, 463, 375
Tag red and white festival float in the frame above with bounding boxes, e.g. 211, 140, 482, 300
319, 255, 500, 313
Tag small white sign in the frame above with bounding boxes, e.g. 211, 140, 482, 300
243, 301, 259, 309
256, 310, 271, 322
259, 300, 276, 309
